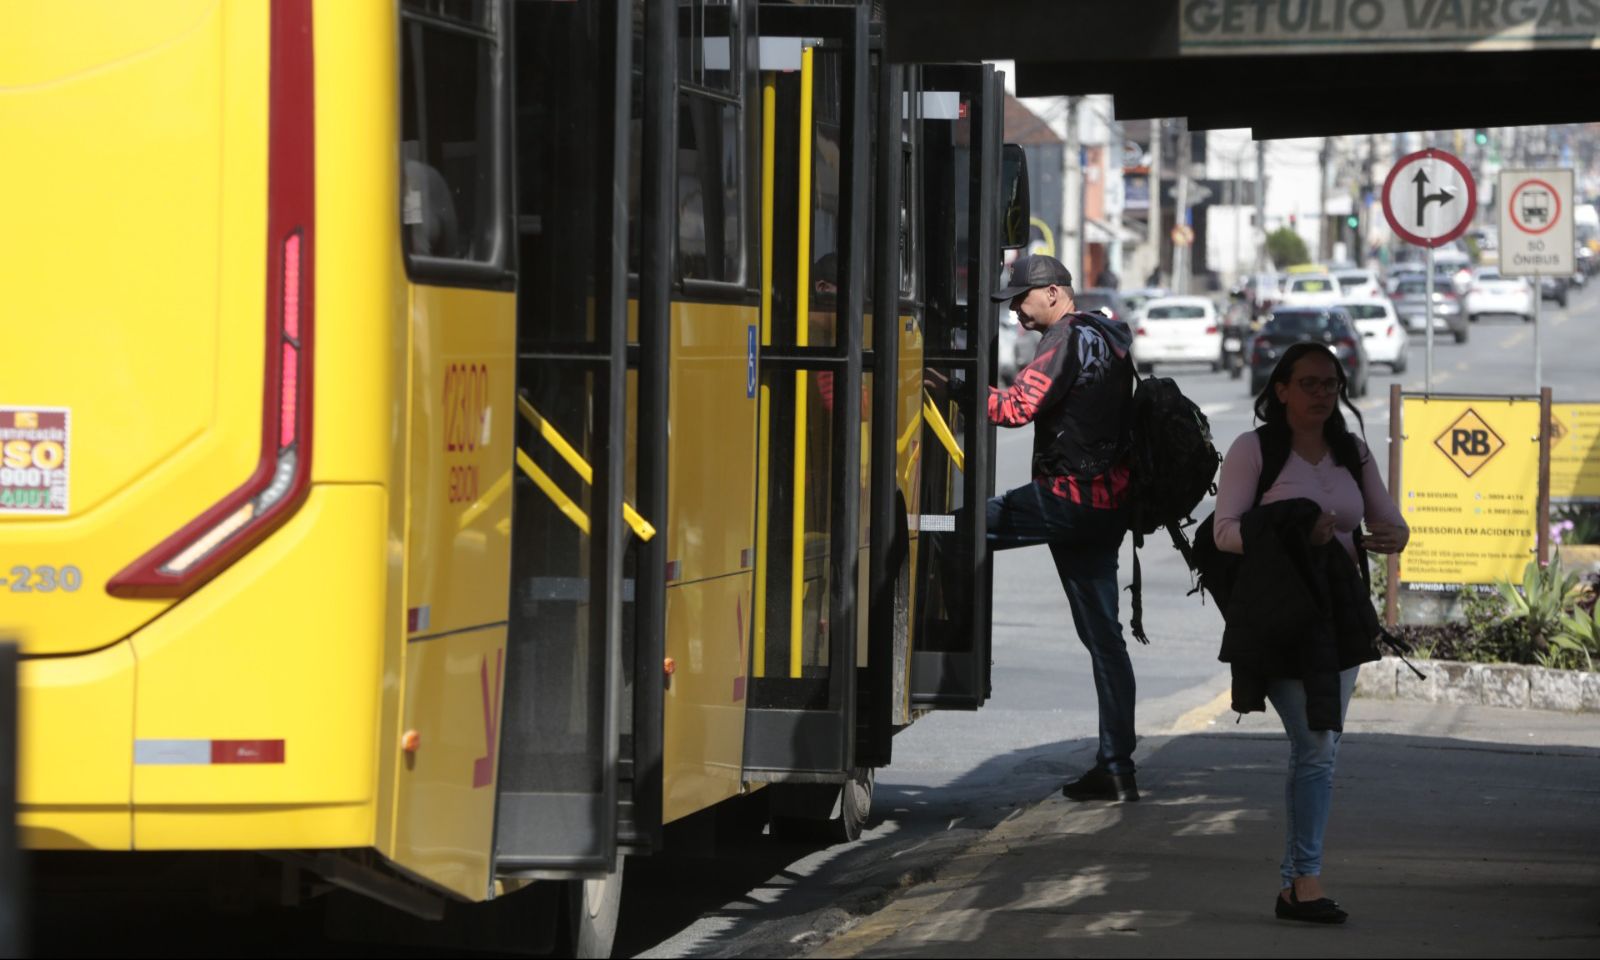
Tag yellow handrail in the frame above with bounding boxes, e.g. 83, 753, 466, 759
516, 448, 591, 535
922, 388, 966, 473
754, 72, 778, 679
516, 395, 656, 541
789, 45, 815, 680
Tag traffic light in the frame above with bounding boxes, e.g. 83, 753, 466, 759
1474, 128, 1489, 146
1346, 214, 1360, 229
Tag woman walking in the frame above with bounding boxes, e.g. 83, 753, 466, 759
1213, 342, 1409, 924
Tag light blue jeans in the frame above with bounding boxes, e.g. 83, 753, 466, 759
1266, 665, 1359, 887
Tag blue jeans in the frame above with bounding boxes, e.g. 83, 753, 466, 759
1267, 665, 1359, 886
986, 480, 1135, 775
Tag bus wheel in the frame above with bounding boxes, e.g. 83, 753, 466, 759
565, 855, 623, 959
770, 768, 874, 844
837, 766, 875, 843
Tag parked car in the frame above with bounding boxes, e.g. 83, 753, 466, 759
1279, 273, 1344, 306
1390, 276, 1467, 342
1333, 268, 1384, 300
996, 306, 1040, 384
1131, 296, 1223, 373
1248, 307, 1369, 397
1340, 298, 1408, 372
1463, 266, 1535, 323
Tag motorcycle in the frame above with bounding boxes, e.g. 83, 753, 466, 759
1220, 300, 1252, 380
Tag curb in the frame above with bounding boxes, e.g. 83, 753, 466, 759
1355, 655, 1600, 712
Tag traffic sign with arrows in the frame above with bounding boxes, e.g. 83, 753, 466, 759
1381, 148, 1476, 248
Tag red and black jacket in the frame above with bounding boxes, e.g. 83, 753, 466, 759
987, 312, 1135, 509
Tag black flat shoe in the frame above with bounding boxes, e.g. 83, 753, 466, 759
1275, 887, 1348, 924
1061, 768, 1139, 802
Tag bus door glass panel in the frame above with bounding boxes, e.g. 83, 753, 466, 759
911, 65, 997, 709
751, 43, 851, 710
498, 0, 629, 871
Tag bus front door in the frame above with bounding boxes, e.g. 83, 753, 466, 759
742, 3, 871, 787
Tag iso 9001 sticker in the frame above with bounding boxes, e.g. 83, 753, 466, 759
1, 406, 70, 515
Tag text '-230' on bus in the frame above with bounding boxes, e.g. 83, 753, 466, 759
0, 0, 1029, 953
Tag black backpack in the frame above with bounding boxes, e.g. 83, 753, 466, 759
1124, 370, 1222, 644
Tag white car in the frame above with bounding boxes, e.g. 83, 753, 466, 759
1280, 273, 1345, 306
1464, 267, 1535, 323
1341, 298, 1408, 372
1333, 268, 1384, 300
1132, 296, 1223, 372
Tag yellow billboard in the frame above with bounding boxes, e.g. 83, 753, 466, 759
1397, 396, 1541, 592
1549, 402, 1600, 503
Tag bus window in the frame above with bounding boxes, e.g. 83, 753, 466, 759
675, 0, 743, 285
677, 95, 743, 283
400, 0, 502, 268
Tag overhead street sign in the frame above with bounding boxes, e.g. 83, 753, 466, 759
1381, 149, 1475, 249
1499, 169, 1573, 277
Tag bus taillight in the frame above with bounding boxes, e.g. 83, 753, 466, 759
107, 0, 314, 599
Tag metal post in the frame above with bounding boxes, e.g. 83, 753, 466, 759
632, 0, 676, 850
1539, 386, 1553, 567
1255, 139, 1266, 279
1318, 137, 1332, 262
1149, 117, 1163, 287
1386, 385, 1402, 628
1534, 274, 1543, 390
1231, 150, 1240, 289
1425, 245, 1435, 394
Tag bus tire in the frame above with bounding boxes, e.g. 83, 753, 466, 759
769, 767, 875, 844
837, 766, 874, 843
565, 855, 623, 959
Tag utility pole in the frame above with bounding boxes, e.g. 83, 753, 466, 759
1364, 132, 1378, 266
1063, 98, 1080, 282
1255, 138, 1267, 278
1174, 117, 1190, 294
1318, 137, 1332, 262
1148, 118, 1163, 288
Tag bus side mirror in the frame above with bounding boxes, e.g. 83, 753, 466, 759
1000, 143, 1030, 252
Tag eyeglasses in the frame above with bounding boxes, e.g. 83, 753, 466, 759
1294, 376, 1341, 395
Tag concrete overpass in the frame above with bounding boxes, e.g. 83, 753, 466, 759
885, 0, 1600, 137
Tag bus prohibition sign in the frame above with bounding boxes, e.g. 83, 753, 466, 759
1508, 178, 1560, 235
1381, 148, 1476, 249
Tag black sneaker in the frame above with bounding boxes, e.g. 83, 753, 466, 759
1061, 768, 1139, 802
1275, 888, 1348, 924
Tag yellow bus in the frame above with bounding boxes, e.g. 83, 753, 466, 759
0, 0, 1025, 952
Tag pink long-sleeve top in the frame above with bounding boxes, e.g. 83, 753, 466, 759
1214, 431, 1407, 562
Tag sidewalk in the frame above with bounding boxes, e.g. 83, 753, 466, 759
808, 698, 1600, 958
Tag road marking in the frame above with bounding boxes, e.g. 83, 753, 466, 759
1504, 330, 1530, 348
1455, 361, 1468, 371
1170, 687, 1233, 733
1201, 403, 1234, 417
